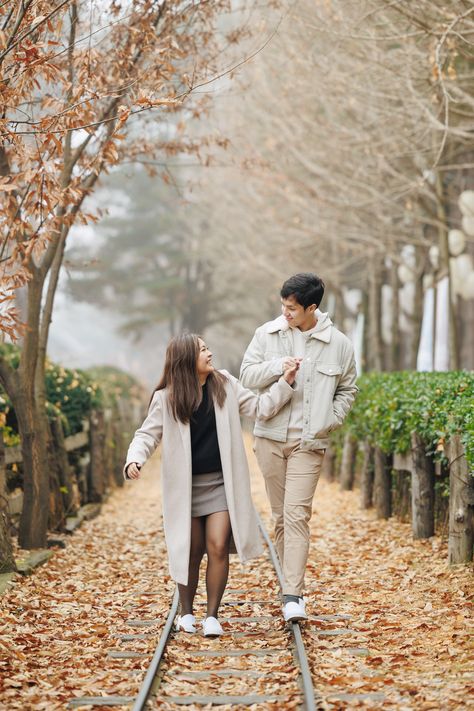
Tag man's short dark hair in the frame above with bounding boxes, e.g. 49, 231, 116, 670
280, 273, 325, 309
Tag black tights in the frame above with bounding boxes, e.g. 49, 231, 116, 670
177, 511, 231, 619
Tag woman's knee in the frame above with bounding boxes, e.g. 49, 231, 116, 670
206, 537, 229, 559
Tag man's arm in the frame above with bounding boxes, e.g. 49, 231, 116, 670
332, 346, 358, 424
239, 329, 286, 390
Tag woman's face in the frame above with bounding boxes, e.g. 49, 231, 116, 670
196, 338, 214, 380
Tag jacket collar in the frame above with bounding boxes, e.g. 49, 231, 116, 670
265, 310, 332, 343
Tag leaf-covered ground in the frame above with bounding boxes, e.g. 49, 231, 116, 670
1, 439, 472, 710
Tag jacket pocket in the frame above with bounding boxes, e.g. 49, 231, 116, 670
315, 363, 343, 377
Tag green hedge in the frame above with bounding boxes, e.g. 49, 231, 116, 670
341, 371, 474, 470
86, 366, 146, 410
0, 345, 143, 442
45, 362, 103, 435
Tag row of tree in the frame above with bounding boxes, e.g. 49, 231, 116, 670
165, 0, 474, 370
0, 0, 258, 548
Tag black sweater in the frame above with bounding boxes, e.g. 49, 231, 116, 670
190, 382, 222, 475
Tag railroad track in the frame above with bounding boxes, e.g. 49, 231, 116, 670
69, 513, 325, 710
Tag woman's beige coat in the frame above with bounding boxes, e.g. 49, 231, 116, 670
125, 370, 294, 585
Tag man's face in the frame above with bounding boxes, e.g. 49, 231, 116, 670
281, 295, 316, 329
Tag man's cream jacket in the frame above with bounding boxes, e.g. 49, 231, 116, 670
240, 310, 358, 451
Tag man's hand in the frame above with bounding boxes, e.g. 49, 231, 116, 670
126, 462, 142, 479
283, 358, 301, 386
282, 357, 301, 371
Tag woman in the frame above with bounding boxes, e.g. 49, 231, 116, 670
124, 334, 296, 637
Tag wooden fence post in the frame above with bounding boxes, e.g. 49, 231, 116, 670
410, 432, 435, 539
321, 442, 336, 482
340, 433, 358, 491
0, 432, 16, 573
110, 407, 125, 487
51, 417, 78, 517
360, 441, 374, 509
448, 435, 474, 564
88, 409, 106, 502
374, 447, 392, 519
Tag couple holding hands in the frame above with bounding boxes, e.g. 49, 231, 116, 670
124, 273, 357, 637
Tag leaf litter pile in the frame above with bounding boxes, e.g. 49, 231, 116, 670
1, 438, 473, 710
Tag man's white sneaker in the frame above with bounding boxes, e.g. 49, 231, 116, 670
283, 600, 307, 623
202, 616, 223, 637
175, 614, 196, 633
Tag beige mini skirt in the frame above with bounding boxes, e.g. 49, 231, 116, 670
191, 471, 228, 518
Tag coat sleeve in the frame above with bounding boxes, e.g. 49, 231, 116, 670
332, 345, 358, 425
239, 328, 285, 389
225, 371, 294, 421
124, 391, 163, 478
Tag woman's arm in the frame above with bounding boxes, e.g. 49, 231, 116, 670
224, 368, 296, 421
124, 391, 163, 478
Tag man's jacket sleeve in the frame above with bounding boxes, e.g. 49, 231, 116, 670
332, 346, 358, 424
240, 329, 285, 390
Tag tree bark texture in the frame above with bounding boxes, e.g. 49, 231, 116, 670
410, 433, 435, 539
15, 389, 50, 549
389, 263, 401, 371
360, 441, 374, 510
368, 254, 383, 371
448, 435, 474, 564
340, 433, 358, 491
374, 447, 392, 519
0, 432, 16, 573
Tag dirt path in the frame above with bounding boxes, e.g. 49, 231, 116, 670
1, 439, 472, 710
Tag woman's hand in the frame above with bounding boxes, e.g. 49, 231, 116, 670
283, 359, 300, 386
126, 462, 142, 479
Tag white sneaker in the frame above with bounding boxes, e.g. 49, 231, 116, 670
283, 600, 307, 622
175, 614, 196, 633
202, 616, 223, 637
299, 597, 306, 614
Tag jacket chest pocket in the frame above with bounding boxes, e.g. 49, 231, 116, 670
313, 362, 343, 395
315, 363, 343, 378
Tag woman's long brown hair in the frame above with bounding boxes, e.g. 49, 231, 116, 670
150, 334, 228, 423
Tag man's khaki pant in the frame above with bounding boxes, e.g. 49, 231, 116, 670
254, 437, 324, 597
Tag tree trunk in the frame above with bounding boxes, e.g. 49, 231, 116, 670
435, 173, 459, 369
360, 441, 374, 509
51, 417, 78, 516
389, 263, 401, 371
0, 432, 16, 573
361, 288, 369, 372
448, 435, 474, 564
374, 447, 392, 519
88, 409, 106, 502
368, 254, 383, 371
340, 433, 358, 491
408, 262, 424, 370
321, 442, 336, 482
410, 433, 435, 539
14, 389, 50, 549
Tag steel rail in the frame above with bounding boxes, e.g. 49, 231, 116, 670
256, 511, 318, 711
132, 514, 319, 711
131, 586, 179, 711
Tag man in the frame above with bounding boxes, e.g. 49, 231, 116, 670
240, 273, 358, 622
